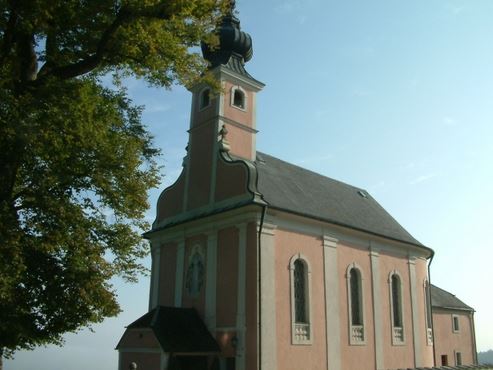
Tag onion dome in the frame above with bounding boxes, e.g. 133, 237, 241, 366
201, 0, 253, 70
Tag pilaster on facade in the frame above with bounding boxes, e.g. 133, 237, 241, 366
236, 223, 248, 370
322, 234, 341, 370
174, 240, 185, 307
205, 230, 218, 331
408, 256, 422, 367
149, 244, 161, 310
258, 220, 277, 370
370, 247, 384, 370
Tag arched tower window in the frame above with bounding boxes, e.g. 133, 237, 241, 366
346, 264, 365, 344
199, 88, 211, 110
289, 253, 312, 344
231, 86, 246, 110
389, 271, 405, 344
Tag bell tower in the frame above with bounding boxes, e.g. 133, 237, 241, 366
188, 0, 264, 162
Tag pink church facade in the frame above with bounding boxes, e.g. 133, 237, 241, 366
116, 5, 477, 370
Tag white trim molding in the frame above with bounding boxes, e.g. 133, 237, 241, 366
236, 223, 247, 370
423, 279, 433, 346
289, 253, 313, 345
370, 248, 384, 370
230, 85, 247, 111
259, 221, 277, 370
408, 257, 422, 366
205, 231, 218, 331
174, 240, 185, 307
149, 243, 161, 310
452, 314, 460, 333
389, 270, 406, 345
346, 262, 366, 345
323, 234, 341, 370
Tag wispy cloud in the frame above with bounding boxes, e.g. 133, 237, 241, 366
145, 102, 172, 113
275, 0, 300, 13
275, 0, 307, 24
410, 173, 438, 185
351, 87, 372, 97
442, 116, 458, 126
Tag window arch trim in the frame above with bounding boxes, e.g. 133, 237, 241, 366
230, 86, 247, 111
346, 263, 366, 345
388, 270, 405, 345
289, 253, 312, 345
198, 87, 212, 111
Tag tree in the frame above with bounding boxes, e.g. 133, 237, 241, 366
0, 0, 227, 362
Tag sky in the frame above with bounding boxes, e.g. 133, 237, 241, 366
6, 0, 493, 368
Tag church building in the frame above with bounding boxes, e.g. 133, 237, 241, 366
116, 4, 478, 370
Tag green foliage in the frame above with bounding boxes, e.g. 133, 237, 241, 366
0, 0, 227, 354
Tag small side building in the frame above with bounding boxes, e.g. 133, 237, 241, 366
431, 284, 478, 367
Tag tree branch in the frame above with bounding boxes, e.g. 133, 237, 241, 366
16, 31, 37, 83
0, 6, 19, 65
37, 3, 178, 81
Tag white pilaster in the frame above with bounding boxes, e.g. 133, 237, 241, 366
161, 352, 170, 370
149, 244, 161, 310
205, 230, 218, 330
236, 223, 247, 370
370, 248, 384, 370
408, 256, 422, 366
174, 240, 185, 307
259, 222, 277, 370
323, 234, 341, 370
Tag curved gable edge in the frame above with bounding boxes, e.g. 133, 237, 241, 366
152, 169, 187, 229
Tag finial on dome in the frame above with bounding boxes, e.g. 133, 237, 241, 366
229, 0, 236, 15
201, 1, 253, 71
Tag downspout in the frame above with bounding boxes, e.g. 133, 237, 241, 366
427, 251, 436, 367
257, 204, 267, 370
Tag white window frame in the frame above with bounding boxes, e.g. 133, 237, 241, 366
230, 86, 247, 111
455, 351, 462, 366
389, 270, 405, 345
289, 253, 312, 345
452, 314, 460, 333
198, 87, 212, 111
346, 263, 366, 345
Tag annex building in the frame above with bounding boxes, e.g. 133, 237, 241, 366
116, 4, 478, 370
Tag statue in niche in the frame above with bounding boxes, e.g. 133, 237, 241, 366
185, 244, 205, 297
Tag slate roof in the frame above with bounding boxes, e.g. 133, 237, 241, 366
431, 284, 474, 312
120, 306, 220, 353
255, 152, 428, 249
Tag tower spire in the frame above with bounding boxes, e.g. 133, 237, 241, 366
201, 1, 253, 75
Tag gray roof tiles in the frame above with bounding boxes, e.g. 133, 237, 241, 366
431, 284, 474, 311
255, 152, 426, 248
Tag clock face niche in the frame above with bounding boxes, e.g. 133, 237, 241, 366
185, 243, 205, 297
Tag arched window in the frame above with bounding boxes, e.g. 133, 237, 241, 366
199, 88, 211, 110
289, 254, 312, 344
294, 260, 307, 323
231, 86, 246, 110
389, 271, 404, 344
424, 280, 433, 345
346, 264, 365, 344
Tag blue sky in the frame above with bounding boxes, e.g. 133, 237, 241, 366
6, 0, 493, 368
